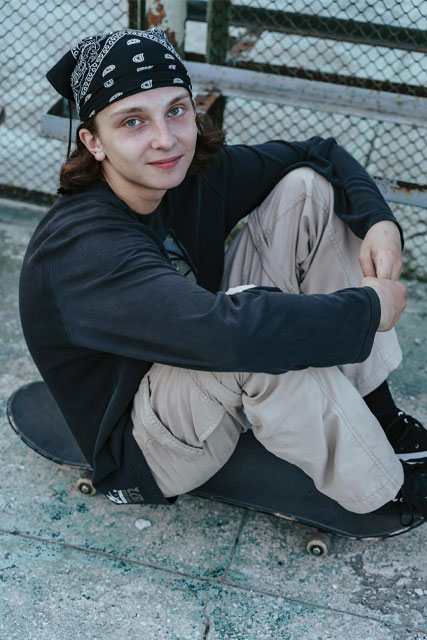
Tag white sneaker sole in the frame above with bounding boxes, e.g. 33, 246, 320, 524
397, 451, 427, 463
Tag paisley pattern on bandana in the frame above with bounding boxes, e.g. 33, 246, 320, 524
109, 92, 123, 103
50, 28, 191, 120
102, 64, 115, 77
71, 31, 126, 111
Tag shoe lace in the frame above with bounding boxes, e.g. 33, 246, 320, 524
385, 411, 423, 445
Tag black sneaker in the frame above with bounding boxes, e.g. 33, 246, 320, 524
383, 411, 427, 464
398, 461, 427, 521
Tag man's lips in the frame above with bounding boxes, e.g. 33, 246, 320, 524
148, 155, 182, 169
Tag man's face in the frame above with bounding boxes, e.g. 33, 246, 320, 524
82, 86, 198, 210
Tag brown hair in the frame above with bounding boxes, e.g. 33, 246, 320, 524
58, 112, 226, 195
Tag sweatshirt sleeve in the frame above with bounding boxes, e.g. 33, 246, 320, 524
210, 137, 403, 244
48, 217, 381, 374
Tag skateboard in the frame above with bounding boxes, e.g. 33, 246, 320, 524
7, 381, 424, 556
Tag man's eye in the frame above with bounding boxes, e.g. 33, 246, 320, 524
169, 106, 184, 117
125, 118, 141, 127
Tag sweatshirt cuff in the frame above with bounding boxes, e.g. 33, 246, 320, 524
357, 286, 381, 362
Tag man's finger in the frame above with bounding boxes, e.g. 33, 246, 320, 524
359, 251, 376, 278
375, 250, 402, 280
390, 259, 403, 282
374, 255, 393, 279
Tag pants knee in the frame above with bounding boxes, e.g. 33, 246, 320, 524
276, 167, 332, 208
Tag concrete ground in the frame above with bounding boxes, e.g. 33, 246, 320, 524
0, 197, 426, 640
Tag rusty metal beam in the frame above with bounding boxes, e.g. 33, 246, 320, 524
374, 176, 427, 209
193, 92, 221, 114
186, 62, 427, 128
217, 58, 427, 100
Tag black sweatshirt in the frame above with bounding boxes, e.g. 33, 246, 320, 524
19, 137, 402, 505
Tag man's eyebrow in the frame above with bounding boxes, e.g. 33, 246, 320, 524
110, 93, 191, 118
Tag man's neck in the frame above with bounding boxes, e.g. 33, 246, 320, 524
105, 174, 166, 215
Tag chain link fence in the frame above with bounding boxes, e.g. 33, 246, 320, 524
1, 0, 130, 202
1, 0, 427, 278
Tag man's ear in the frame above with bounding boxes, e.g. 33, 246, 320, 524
79, 128, 106, 161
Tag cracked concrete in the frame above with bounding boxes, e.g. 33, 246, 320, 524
0, 197, 426, 639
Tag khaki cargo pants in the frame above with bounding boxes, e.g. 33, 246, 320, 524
131, 168, 404, 513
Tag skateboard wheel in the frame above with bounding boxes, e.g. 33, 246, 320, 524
307, 533, 330, 556
76, 472, 96, 496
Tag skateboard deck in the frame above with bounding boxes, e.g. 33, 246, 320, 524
7, 381, 424, 555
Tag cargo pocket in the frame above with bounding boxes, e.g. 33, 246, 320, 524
186, 372, 228, 443
136, 376, 205, 462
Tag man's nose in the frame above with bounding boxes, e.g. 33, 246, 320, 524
150, 119, 176, 149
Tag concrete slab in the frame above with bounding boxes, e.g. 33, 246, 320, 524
225, 513, 427, 631
0, 441, 244, 579
0, 532, 209, 640
203, 583, 414, 640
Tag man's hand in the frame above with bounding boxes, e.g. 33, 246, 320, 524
361, 277, 407, 331
359, 220, 402, 280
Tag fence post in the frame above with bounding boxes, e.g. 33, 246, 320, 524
206, 0, 231, 128
128, 0, 146, 30
145, 0, 187, 56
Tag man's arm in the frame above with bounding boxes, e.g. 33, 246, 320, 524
206, 137, 402, 243
42, 219, 381, 374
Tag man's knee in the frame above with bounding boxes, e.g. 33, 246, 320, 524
273, 167, 332, 208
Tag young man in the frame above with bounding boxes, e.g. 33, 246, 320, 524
20, 28, 427, 517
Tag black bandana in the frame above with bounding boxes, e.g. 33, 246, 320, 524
46, 28, 192, 122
